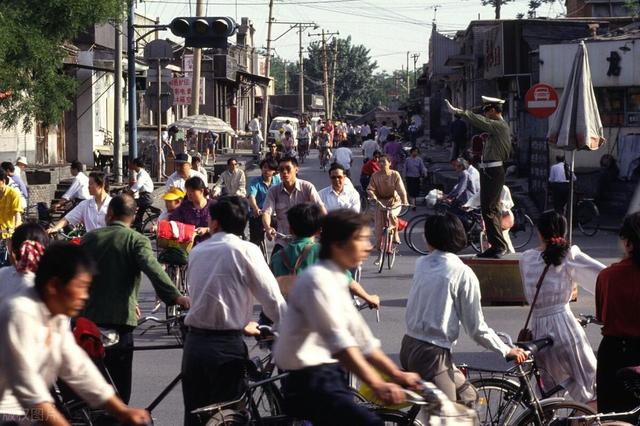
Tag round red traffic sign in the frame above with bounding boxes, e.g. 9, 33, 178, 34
525, 83, 558, 119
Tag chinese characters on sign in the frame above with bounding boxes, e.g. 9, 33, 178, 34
168, 77, 205, 105
528, 137, 550, 210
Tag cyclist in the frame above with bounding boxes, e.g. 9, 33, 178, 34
158, 187, 185, 221
262, 157, 326, 253
191, 155, 208, 184
318, 126, 332, 169
297, 121, 310, 161
169, 177, 215, 244
366, 155, 408, 255
519, 211, 604, 403
128, 157, 154, 230
0, 223, 48, 300
274, 210, 420, 425
270, 203, 379, 307
164, 153, 206, 192
0, 168, 23, 239
264, 142, 281, 163
360, 151, 382, 193
1, 162, 27, 209
47, 172, 111, 234
446, 158, 477, 207
247, 159, 281, 246
55, 160, 90, 208
382, 134, 403, 171
400, 213, 527, 404
212, 158, 246, 198
319, 164, 360, 213
282, 130, 296, 158
0, 243, 151, 425
182, 197, 286, 426
362, 136, 380, 164
81, 195, 190, 404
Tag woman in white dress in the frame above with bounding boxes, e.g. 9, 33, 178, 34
518, 210, 605, 403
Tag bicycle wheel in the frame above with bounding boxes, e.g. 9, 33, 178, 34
510, 212, 535, 250
513, 399, 595, 425
141, 212, 159, 252
204, 409, 249, 426
259, 238, 269, 263
387, 233, 397, 270
471, 377, 527, 425
377, 231, 388, 273
405, 215, 429, 255
165, 265, 179, 334
398, 205, 410, 218
576, 200, 600, 237
251, 382, 283, 418
468, 219, 484, 254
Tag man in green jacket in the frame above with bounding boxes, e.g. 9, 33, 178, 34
81, 194, 190, 403
445, 96, 511, 258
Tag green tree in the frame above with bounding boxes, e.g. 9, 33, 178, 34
289, 36, 378, 117
482, 0, 515, 19
0, 0, 126, 131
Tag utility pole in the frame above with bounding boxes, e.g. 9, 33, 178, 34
262, 0, 274, 150
114, 22, 123, 184
283, 60, 288, 94
411, 53, 420, 87
329, 40, 338, 119
190, 0, 204, 115
127, 0, 137, 159
309, 28, 338, 119
298, 24, 304, 116
406, 51, 410, 96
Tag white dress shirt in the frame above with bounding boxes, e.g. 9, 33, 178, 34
318, 185, 361, 212
361, 124, 371, 138
185, 232, 286, 330
362, 139, 380, 160
0, 288, 114, 415
64, 195, 112, 231
0, 267, 33, 301
332, 147, 353, 170
62, 172, 90, 201
274, 261, 381, 370
213, 169, 246, 197
130, 168, 154, 194
549, 162, 574, 183
164, 169, 207, 191
405, 250, 510, 356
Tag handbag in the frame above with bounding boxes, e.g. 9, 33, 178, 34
517, 263, 551, 342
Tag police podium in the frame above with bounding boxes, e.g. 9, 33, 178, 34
460, 254, 528, 305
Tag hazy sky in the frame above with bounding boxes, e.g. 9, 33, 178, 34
140, 0, 566, 73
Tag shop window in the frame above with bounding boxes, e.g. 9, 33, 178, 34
596, 88, 625, 126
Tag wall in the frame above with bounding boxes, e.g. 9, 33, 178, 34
0, 125, 36, 164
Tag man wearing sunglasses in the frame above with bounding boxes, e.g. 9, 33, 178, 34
445, 96, 511, 258
262, 157, 326, 254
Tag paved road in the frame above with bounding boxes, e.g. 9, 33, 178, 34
130, 149, 623, 425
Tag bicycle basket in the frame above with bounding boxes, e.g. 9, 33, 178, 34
397, 217, 408, 232
158, 247, 189, 265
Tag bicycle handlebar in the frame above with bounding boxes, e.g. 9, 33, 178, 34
138, 315, 186, 326
577, 314, 601, 327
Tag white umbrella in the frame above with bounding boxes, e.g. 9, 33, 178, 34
546, 41, 606, 243
171, 114, 236, 135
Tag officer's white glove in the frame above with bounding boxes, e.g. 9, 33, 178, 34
444, 99, 462, 114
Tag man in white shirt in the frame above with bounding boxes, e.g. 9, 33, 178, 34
0, 243, 150, 425
274, 210, 420, 425
212, 158, 247, 197
164, 153, 206, 192
549, 155, 574, 215
182, 196, 286, 426
283, 119, 295, 136
331, 141, 354, 178
48, 172, 112, 234
377, 121, 391, 145
362, 138, 380, 163
60, 160, 91, 204
361, 122, 371, 140
319, 164, 360, 212
128, 157, 154, 229
249, 113, 263, 158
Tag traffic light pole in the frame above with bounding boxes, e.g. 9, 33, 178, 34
156, 59, 163, 180
190, 0, 205, 116
127, 0, 137, 160
299, 25, 304, 116
114, 21, 123, 184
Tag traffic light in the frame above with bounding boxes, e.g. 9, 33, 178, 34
169, 17, 237, 49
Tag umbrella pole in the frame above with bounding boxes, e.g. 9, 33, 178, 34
567, 149, 576, 245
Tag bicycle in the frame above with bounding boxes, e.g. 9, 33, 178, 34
319, 145, 331, 171
297, 139, 309, 164
466, 332, 595, 426
574, 194, 600, 237
372, 202, 411, 273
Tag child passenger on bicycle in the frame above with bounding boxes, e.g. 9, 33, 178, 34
400, 213, 527, 405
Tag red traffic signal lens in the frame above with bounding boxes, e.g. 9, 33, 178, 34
170, 18, 190, 37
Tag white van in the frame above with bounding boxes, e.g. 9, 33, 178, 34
268, 117, 299, 146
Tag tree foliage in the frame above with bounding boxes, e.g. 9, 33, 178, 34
481, 0, 515, 19
0, 0, 126, 131
283, 36, 377, 117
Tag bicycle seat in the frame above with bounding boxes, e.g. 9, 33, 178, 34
515, 337, 554, 355
190, 397, 245, 415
